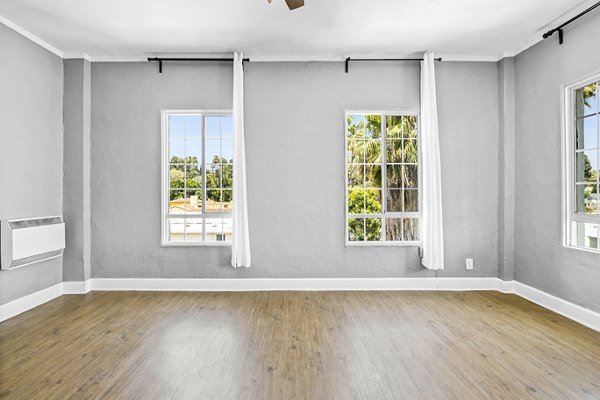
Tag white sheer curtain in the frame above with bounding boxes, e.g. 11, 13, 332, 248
420, 52, 444, 270
231, 52, 251, 268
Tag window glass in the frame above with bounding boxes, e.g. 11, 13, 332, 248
569, 81, 600, 251
164, 112, 233, 244
346, 113, 420, 244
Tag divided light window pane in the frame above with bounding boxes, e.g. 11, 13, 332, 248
165, 113, 233, 244
346, 113, 420, 244
570, 81, 600, 251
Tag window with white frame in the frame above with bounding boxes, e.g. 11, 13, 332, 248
566, 77, 600, 252
162, 111, 233, 245
345, 112, 420, 244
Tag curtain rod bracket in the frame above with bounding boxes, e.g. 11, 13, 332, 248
542, 1, 600, 45
558, 28, 564, 45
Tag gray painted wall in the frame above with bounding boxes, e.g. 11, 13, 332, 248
91, 61, 499, 278
514, 13, 600, 312
63, 58, 91, 282
0, 23, 63, 304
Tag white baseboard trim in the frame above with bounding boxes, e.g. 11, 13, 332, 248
63, 280, 92, 294
512, 281, 600, 333
90, 277, 504, 292
1, 278, 599, 333
0, 283, 63, 323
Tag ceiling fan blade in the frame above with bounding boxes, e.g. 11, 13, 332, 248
284, 0, 304, 10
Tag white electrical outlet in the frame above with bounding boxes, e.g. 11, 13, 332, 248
466, 258, 474, 270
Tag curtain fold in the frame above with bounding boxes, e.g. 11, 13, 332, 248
420, 52, 444, 270
231, 52, 251, 268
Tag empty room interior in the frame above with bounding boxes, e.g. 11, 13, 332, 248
2, 0, 600, 398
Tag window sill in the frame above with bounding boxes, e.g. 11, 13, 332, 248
161, 242, 232, 248
564, 244, 600, 255
345, 241, 421, 247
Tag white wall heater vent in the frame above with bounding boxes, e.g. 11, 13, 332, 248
0, 216, 65, 270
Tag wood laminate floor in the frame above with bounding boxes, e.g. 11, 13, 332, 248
1, 291, 600, 399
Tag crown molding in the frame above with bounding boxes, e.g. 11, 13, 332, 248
502, 36, 543, 58
253, 54, 504, 63
89, 56, 148, 62
90, 54, 508, 63
63, 52, 92, 62
0, 14, 63, 57
249, 55, 343, 62
91, 52, 237, 62
435, 54, 501, 62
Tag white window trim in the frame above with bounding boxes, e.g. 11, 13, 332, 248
161, 109, 233, 247
344, 110, 422, 247
562, 73, 600, 254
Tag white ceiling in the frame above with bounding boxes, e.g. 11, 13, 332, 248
0, 0, 595, 61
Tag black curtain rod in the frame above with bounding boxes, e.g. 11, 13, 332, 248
147, 56, 442, 74
344, 57, 442, 73
543, 1, 600, 44
147, 57, 250, 73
